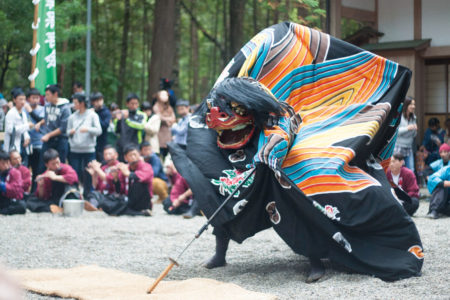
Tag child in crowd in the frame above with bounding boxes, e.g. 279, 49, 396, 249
0, 150, 25, 215
140, 141, 168, 203
386, 153, 420, 216
9, 150, 31, 196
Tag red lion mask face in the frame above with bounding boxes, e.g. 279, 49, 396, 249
206, 101, 256, 149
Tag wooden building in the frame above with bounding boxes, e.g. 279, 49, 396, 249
328, 0, 450, 142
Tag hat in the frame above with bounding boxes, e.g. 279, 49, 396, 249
176, 99, 189, 107
0, 99, 7, 107
439, 143, 450, 153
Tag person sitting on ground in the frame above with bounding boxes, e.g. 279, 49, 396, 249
430, 143, 450, 173
385, 153, 420, 216
163, 160, 198, 218
426, 163, 450, 219
423, 117, 445, 165
0, 150, 25, 215
171, 99, 191, 149
9, 150, 31, 196
140, 141, 168, 203
85, 145, 126, 209
89, 145, 153, 216
26, 149, 78, 213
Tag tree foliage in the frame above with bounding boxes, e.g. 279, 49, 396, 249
0, 0, 325, 104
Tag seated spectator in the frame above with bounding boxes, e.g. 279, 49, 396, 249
426, 164, 450, 219
9, 150, 31, 196
140, 141, 168, 203
163, 161, 198, 218
27, 149, 78, 213
88, 145, 153, 216
143, 102, 161, 155
416, 145, 428, 187
386, 153, 420, 216
115, 93, 147, 160
423, 117, 445, 165
0, 150, 25, 215
430, 143, 450, 173
67, 93, 102, 198
171, 99, 191, 149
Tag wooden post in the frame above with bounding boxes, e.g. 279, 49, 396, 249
30, 1, 39, 88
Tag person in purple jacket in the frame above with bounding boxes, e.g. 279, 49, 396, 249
26, 149, 78, 213
0, 150, 25, 215
386, 153, 420, 216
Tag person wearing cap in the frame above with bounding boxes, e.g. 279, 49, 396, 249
426, 162, 450, 219
386, 153, 420, 216
67, 93, 102, 198
91, 92, 112, 162
171, 99, 191, 149
430, 143, 450, 173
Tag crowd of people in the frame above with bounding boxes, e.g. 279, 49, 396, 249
0, 80, 199, 219
1, 84, 449, 221
386, 96, 450, 219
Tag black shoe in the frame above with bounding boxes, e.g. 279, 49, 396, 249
183, 200, 200, 219
202, 255, 227, 269
427, 210, 439, 219
305, 258, 325, 283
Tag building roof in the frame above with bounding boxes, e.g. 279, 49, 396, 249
362, 39, 431, 51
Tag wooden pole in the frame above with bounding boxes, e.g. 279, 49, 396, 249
30, 1, 39, 88
147, 258, 179, 294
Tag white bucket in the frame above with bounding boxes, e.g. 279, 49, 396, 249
63, 199, 84, 217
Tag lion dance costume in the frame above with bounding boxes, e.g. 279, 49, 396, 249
170, 22, 423, 281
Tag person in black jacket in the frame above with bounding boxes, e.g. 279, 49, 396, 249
91, 92, 112, 162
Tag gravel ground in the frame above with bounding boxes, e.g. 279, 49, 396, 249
0, 198, 449, 300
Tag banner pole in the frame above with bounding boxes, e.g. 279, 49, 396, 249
30, 1, 39, 88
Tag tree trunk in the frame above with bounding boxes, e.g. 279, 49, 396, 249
147, 0, 177, 100
0, 42, 12, 91
223, 0, 230, 62
116, 0, 131, 107
190, 1, 198, 103
141, 0, 149, 100
229, 0, 246, 59
252, 0, 259, 34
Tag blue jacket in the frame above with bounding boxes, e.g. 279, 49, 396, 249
430, 159, 450, 172
146, 153, 168, 182
428, 165, 450, 193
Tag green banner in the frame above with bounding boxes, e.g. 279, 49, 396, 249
34, 0, 57, 94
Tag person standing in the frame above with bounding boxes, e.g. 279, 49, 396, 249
3, 88, 31, 154
91, 92, 112, 162
35, 85, 71, 169
394, 97, 417, 172
24, 88, 45, 189
115, 93, 147, 160
152, 90, 175, 159
67, 93, 102, 198
143, 102, 161, 155
171, 99, 191, 149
